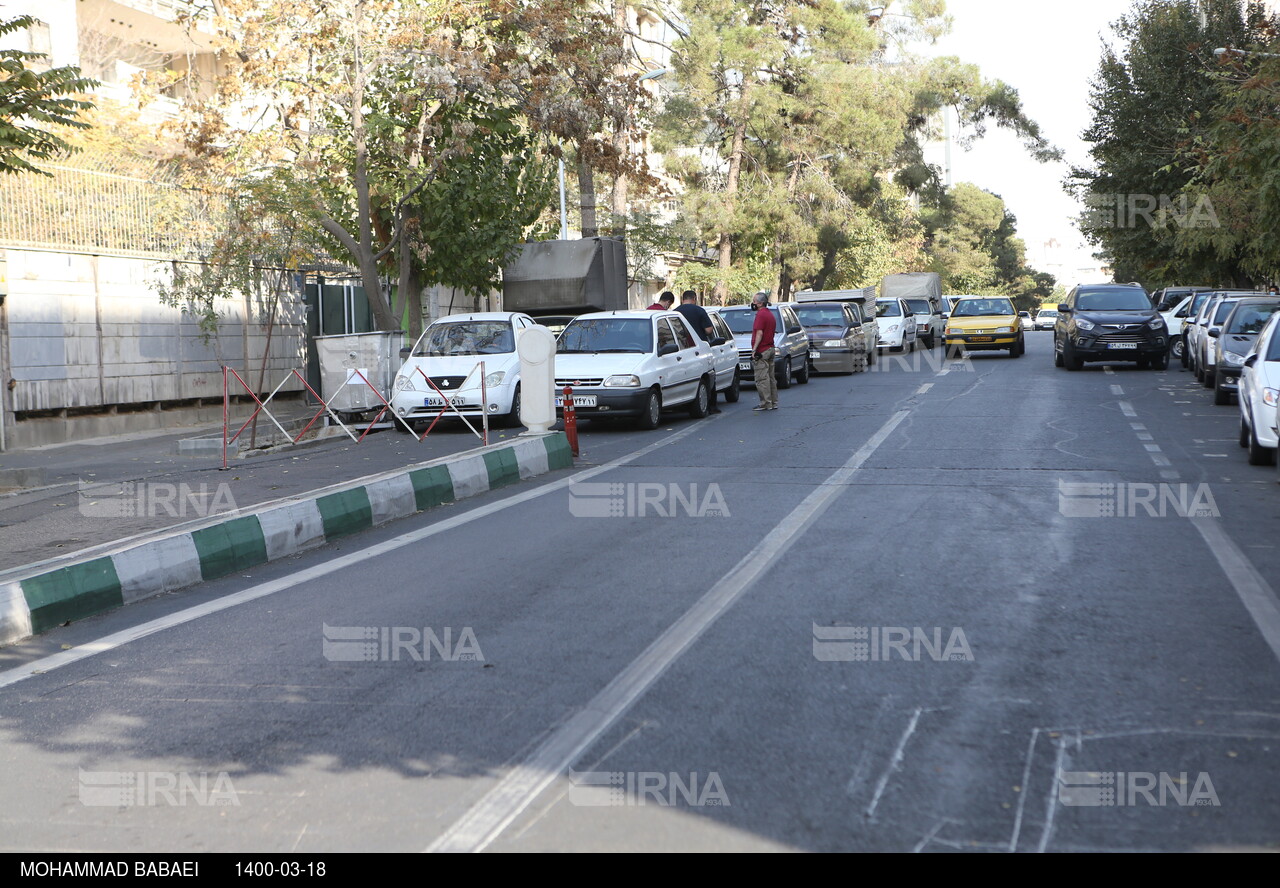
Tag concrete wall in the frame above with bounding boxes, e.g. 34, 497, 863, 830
1, 249, 306, 447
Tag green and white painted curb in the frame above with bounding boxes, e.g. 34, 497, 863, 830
0, 433, 572, 646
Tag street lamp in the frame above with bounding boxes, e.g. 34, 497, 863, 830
1214, 47, 1280, 59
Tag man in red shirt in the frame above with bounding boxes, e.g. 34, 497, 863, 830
647, 292, 675, 311
751, 291, 778, 411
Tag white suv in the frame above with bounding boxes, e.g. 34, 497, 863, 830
555, 311, 716, 429
391, 311, 534, 431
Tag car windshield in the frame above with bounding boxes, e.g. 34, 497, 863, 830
877, 301, 902, 318
1212, 300, 1242, 325
1039, 310, 1057, 317
1075, 289, 1152, 311
906, 300, 932, 315
558, 318, 653, 354
720, 308, 779, 334
952, 299, 1014, 317
795, 307, 846, 328
416, 321, 514, 357
1227, 302, 1280, 335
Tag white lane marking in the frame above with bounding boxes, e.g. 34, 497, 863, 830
427, 410, 913, 853
1136, 433, 1153, 441
1130, 424, 1146, 431
1036, 738, 1068, 853
866, 706, 924, 820
916, 383, 934, 394
1119, 401, 1137, 418
1191, 519, 1280, 666
0, 424, 712, 690
1144, 444, 1162, 453
1008, 728, 1040, 853
1104, 367, 1115, 376
1111, 385, 1124, 396
1152, 455, 1172, 467
1204, 454, 1229, 458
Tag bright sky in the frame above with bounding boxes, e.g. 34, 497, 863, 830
921, 0, 1127, 288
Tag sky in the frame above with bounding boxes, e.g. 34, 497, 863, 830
920, 0, 1130, 288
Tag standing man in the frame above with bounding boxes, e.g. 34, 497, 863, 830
648, 291, 675, 311
751, 291, 778, 411
674, 290, 722, 414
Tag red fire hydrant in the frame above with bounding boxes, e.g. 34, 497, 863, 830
562, 385, 580, 457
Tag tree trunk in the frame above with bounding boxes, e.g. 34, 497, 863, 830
578, 154, 598, 239
610, 0, 629, 237
714, 86, 750, 304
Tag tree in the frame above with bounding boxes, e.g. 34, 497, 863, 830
1070, 0, 1273, 288
0, 15, 95, 175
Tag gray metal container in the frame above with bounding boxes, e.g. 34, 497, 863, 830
502, 238, 628, 317
314, 331, 404, 413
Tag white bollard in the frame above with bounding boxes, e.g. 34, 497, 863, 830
516, 325, 557, 435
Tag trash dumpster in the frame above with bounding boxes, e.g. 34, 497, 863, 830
314, 330, 404, 418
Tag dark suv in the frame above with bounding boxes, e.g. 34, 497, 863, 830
1054, 284, 1170, 371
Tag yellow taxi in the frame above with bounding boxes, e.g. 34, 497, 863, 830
944, 297, 1025, 357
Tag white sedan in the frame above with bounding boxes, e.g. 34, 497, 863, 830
555, 311, 717, 429
1238, 312, 1280, 466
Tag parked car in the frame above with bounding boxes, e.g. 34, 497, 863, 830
706, 309, 743, 403
903, 297, 944, 349
391, 311, 535, 431
530, 315, 578, 338
1018, 310, 1034, 331
715, 303, 812, 388
1196, 294, 1253, 388
1212, 298, 1280, 405
1033, 308, 1058, 331
875, 298, 919, 352
945, 297, 1024, 357
794, 301, 875, 374
1238, 312, 1280, 466
1160, 295, 1194, 363
1181, 289, 1219, 369
1053, 283, 1169, 370
554, 311, 716, 429
1189, 291, 1258, 378
1153, 286, 1213, 313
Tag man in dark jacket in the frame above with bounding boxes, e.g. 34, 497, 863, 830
674, 291, 722, 414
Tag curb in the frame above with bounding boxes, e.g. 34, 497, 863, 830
0, 433, 573, 646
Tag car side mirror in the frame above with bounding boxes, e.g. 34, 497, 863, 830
940, 313, 949, 320
1058, 304, 1072, 313
1244, 354, 1258, 367
658, 342, 679, 356
710, 337, 727, 347
1208, 328, 1220, 338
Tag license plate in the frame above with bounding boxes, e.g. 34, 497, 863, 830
739, 362, 753, 371
969, 336, 993, 343
555, 396, 597, 408
1107, 342, 1138, 350
426, 397, 465, 407
809, 350, 821, 359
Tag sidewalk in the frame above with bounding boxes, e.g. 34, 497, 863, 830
0, 413, 535, 574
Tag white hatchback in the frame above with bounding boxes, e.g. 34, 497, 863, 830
1238, 312, 1280, 466
390, 312, 536, 430
555, 311, 717, 429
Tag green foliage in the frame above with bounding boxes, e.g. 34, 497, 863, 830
0, 15, 96, 176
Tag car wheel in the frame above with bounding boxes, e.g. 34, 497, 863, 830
1053, 337, 1064, 367
1063, 340, 1083, 371
1213, 378, 1232, 406
796, 358, 811, 384
636, 388, 661, 430
1202, 367, 1216, 389
1240, 416, 1250, 448
1248, 422, 1277, 466
688, 377, 711, 418
1171, 339, 1184, 362
1151, 350, 1169, 371
724, 372, 741, 403
778, 358, 793, 389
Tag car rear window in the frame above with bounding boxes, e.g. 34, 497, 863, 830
906, 300, 932, 315
795, 307, 847, 327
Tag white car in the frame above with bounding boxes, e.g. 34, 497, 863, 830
390, 311, 535, 431
1033, 309, 1058, 330
1160, 295, 1193, 362
555, 311, 716, 429
904, 297, 944, 349
1197, 294, 1251, 387
875, 298, 918, 352
1238, 312, 1280, 466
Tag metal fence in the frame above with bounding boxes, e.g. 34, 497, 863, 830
0, 150, 225, 257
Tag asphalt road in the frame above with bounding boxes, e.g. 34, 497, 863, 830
2, 333, 1278, 853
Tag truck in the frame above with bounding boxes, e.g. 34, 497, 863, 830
881, 273, 945, 348
501, 237, 629, 334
